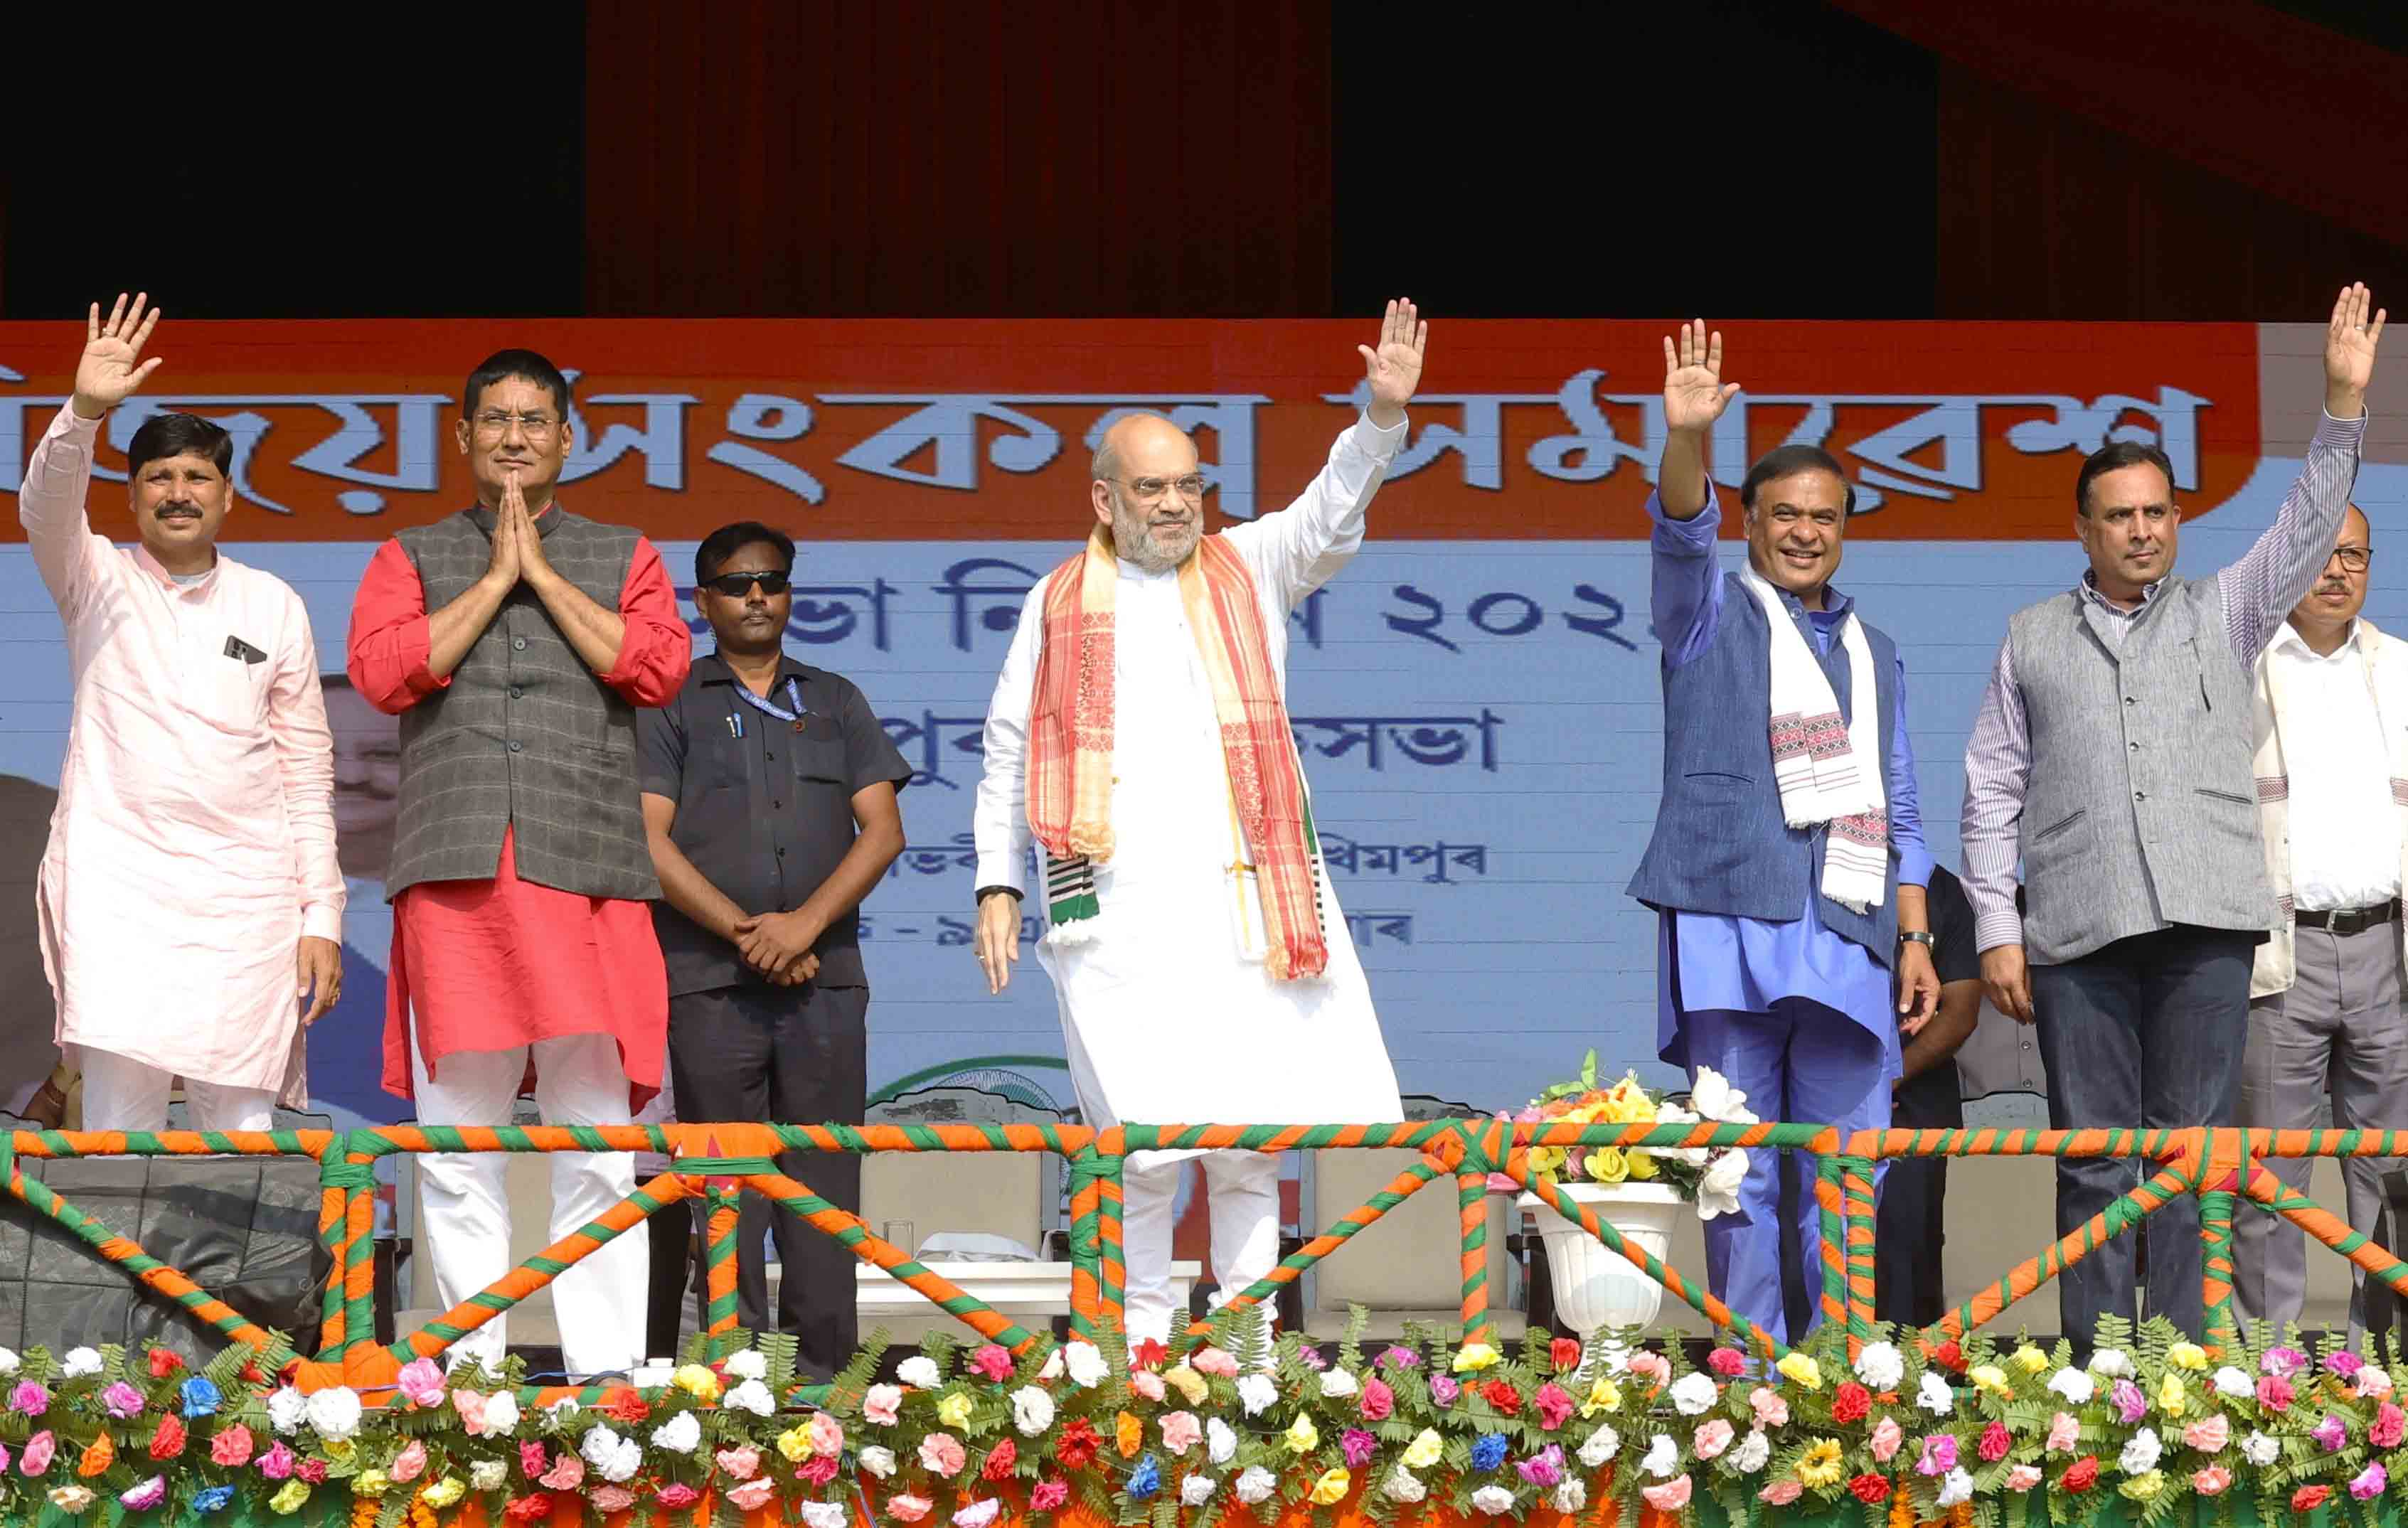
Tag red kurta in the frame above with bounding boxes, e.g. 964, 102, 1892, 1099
345, 527, 692, 1108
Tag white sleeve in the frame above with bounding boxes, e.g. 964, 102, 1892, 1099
1220, 411, 1407, 614
18, 405, 113, 617
972, 582, 1050, 896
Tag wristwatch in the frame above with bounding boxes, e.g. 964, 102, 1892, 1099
1897, 930, 1935, 949
976, 885, 1023, 909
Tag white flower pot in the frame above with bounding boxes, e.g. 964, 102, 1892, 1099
1517, 1181, 1685, 1342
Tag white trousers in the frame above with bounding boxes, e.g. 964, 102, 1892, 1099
1119, 1150, 1281, 1344
409, 1032, 647, 1378
78, 1048, 275, 1133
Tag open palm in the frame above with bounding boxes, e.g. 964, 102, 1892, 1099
1663, 317, 1739, 433
2326, 282, 2387, 394
1358, 298, 1428, 412
72, 292, 164, 417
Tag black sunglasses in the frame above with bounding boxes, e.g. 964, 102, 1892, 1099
700, 570, 792, 597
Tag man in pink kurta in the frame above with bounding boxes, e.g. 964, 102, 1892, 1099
346, 348, 688, 1379
21, 296, 343, 1132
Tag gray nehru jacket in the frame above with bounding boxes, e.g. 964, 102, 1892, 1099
385, 506, 660, 901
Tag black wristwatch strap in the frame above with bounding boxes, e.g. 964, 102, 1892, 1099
977, 885, 1024, 908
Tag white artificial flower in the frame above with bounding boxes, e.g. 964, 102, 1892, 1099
1697, 1150, 1750, 1220
1064, 1342, 1109, 1389
2047, 1369, 2096, 1405
1690, 1067, 1759, 1125
266, 1387, 307, 1436
1579, 1423, 1621, 1468
306, 1387, 363, 1441
469, 1460, 508, 1492
1206, 1418, 1237, 1465
2362, 1367, 2397, 1400
2120, 1428, 2161, 1475
1010, 1385, 1056, 1436
801, 1505, 850, 1528
1732, 1431, 1771, 1474
482, 1391, 520, 1436
1554, 1478, 1589, 1513
651, 1411, 702, 1455
1385, 1466, 1427, 1505
1181, 1475, 1217, 1507
59, 1349, 101, 1379
1235, 1467, 1277, 1505
606, 1437, 643, 1484
897, 1356, 942, 1389
580, 1424, 625, 1472
724, 1380, 775, 1417
1237, 1374, 1279, 1416
2212, 1367, 2254, 1400
1319, 1369, 1360, 1399
1917, 1372, 1955, 1415
2242, 1431, 2280, 1468
1471, 1485, 1517, 1516
1647, 1103, 1710, 1166
0, 1350, 21, 1377
1853, 1342, 1905, 1393
723, 1349, 767, 1382
2089, 1349, 2134, 1379
859, 1446, 897, 1479
1937, 1468, 1974, 1508
1641, 1433, 1680, 1479
1039, 1347, 1066, 1382
544, 1398, 581, 1423
1671, 1373, 1718, 1416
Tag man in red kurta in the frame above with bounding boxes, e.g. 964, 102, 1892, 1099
346, 348, 690, 1379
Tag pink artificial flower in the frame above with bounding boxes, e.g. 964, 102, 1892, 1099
1190, 1348, 1239, 1379
452, 1389, 489, 1436
19, 1431, 53, 1477
1979, 1421, 2011, 1463
1030, 1480, 1070, 1512
716, 1446, 762, 1480
119, 1477, 166, 1512
2184, 1414, 2231, 1453
589, 1485, 636, 1513
395, 1357, 447, 1409
1641, 1473, 1693, 1512
209, 1426, 254, 1468
970, 1345, 1016, 1382
1750, 1387, 1789, 1429
390, 1440, 428, 1485
258, 1441, 296, 1480
1760, 1478, 1804, 1505
2045, 1412, 2081, 1454
2257, 1375, 2296, 1412
519, 1441, 548, 1478
889, 1493, 934, 1522
297, 1458, 328, 1485
920, 1433, 967, 1478
2360, 1367, 2397, 1401
657, 1482, 702, 1509
1363, 1377, 1397, 1423
810, 1411, 846, 1458
2376, 1402, 2408, 1450
1161, 1412, 1202, 1455
1694, 1420, 1735, 1460
1532, 1382, 1572, 1431
1708, 1348, 1747, 1378
1627, 1352, 1671, 1387
2005, 1465, 2044, 1492
797, 1454, 841, 1485
1870, 1417, 1904, 1463
728, 1478, 777, 1512
865, 1384, 903, 1425
539, 1452, 585, 1490
2193, 1467, 2232, 1497
2351, 1463, 2387, 1502
1130, 1370, 1166, 1404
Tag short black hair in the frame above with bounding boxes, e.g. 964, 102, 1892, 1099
696, 521, 797, 585
462, 348, 572, 419
125, 412, 233, 481
1740, 444, 1855, 516
2074, 441, 2175, 517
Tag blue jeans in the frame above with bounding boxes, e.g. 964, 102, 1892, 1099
1680, 999, 1890, 1346
2030, 926, 2253, 1350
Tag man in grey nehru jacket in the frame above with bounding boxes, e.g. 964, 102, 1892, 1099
1961, 285, 2385, 1350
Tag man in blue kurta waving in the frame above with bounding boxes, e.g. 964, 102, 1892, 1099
1626, 321, 1940, 1342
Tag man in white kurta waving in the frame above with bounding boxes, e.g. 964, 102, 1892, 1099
974, 302, 1425, 1342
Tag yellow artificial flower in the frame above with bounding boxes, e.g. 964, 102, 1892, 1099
1116, 1411, 1143, 1459
321, 1438, 357, 1465
269, 1482, 312, 1515
2010, 1345, 2050, 1375
2166, 1342, 2209, 1372
2119, 1470, 2165, 1502
1563, 1102, 1604, 1126
936, 1392, 974, 1429
1626, 1150, 1659, 1181
671, 1364, 722, 1402
1164, 1364, 1209, 1406
1586, 1148, 1630, 1185
420, 1479, 467, 1510
1776, 1352, 1824, 1391
1402, 1429, 1444, 1469
1309, 1468, 1352, 1505
1284, 1415, 1320, 1454
778, 1423, 815, 1462
352, 1470, 391, 1499
2157, 1374, 2185, 1416
1453, 1344, 1502, 1373
1796, 1440, 1844, 1488
1969, 1364, 2012, 1399
1528, 1146, 1568, 1178
1582, 1377, 1622, 1416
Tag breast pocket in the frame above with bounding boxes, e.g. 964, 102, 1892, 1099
198, 653, 270, 734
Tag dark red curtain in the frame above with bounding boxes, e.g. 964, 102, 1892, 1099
581, 0, 1334, 316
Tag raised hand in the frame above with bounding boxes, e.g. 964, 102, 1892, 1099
1663, 318, 1740, 434
2325, 282, 2386, 417
72, 293, 165, 420
1358, 299, 1427, 427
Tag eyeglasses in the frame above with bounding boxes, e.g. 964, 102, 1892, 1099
2328, 546, 2373, 572
700, 570, 792, 597
1105, 474, 1208, 503
471, 411, 561, 441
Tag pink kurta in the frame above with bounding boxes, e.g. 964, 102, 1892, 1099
20, 405, 343, 1091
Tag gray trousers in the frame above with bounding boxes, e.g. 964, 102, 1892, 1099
2234, 920, 2408, 1336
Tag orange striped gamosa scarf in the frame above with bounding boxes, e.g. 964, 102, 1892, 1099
1025, 528, 1329, 979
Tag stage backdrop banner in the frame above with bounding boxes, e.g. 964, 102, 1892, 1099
0, 317, 2396, 1136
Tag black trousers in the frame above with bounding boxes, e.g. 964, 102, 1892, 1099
1873, 1153, 1948, 1329
667, 981, 868, 1381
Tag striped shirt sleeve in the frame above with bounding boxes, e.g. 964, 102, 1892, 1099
1959, 636, 2030, 953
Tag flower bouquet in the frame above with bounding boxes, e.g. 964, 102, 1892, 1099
1513, 1050, 1754, 1219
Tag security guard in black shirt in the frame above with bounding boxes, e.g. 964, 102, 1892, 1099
639, 520, 909, 1377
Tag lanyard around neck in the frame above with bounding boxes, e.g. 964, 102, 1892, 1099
733, 675, 809, 727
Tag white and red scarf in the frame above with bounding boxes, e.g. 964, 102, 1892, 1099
1739, 569, 1889, 914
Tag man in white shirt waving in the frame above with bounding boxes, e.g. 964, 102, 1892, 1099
2237, 502, 2408, 1336
971, 304, 1424, 1343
